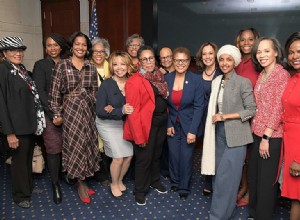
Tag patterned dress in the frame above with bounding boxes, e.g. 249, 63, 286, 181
49, 58, 100, 180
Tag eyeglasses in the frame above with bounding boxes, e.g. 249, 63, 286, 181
173, 59, 190, 65
128, 44, 141, 48
160, 55, 172, 61
8, 49, 25, 54
139, 56, 155, 64
92, 50, 106, 55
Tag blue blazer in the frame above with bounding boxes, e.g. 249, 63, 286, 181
96, 78, 125, 120
165, 71, 205, 136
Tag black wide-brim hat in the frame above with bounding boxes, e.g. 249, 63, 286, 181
0, 36, 27, 51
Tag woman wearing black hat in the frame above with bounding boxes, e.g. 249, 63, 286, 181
32, 33, 68, 204
0, 36, 46, 208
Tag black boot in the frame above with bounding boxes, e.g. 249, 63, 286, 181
47, 153, 63, 203
52, 182, 62, 204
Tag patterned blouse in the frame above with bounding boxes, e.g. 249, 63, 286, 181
251, 64, 290, 137
49, 58, 98, 117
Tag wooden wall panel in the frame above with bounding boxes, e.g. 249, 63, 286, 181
41, 0, 80, 42
95, 0, 141, 52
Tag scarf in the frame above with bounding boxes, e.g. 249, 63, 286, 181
142, 67, 169, 100
201, 75, 222, 175
8, 60, 46, 135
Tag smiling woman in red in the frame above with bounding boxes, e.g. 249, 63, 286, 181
281, 32, 300, 220
124, 45, 169, 206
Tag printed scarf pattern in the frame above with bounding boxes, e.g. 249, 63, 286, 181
142, 68, 169, 99
9, 60, 46, 135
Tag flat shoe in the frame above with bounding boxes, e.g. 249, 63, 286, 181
100, 180, 111, 187
110, 190, 123, 200
170, 186, 178, 192
179, 193, 188, 200
16, 200, 31, 209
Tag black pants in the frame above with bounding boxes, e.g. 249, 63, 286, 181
248, 134, 281, 220
160, 139, 169, 177
134, 123, 167, 198
0, 132, 9, 158
10, 134, 35, 203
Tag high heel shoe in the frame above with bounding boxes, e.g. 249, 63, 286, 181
237, 194, 249, 207
77, 181, 91, 204
52, 182, 62, 204
87, 189, 95, 195
237, 192, 245, 201
80, 197, 91, 204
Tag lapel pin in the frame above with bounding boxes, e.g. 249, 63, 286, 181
185, 81, 188, 84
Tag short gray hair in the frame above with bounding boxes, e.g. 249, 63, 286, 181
126, 34, 145, 48
91, 37, 110, 58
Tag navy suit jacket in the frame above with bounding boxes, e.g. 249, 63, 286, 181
165, 71, 205, 137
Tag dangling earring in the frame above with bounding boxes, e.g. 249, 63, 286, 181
70, 48, 73, 54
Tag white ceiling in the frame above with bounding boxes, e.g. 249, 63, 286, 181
174, 0, 300, 14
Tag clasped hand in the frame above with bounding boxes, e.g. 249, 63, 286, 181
104, 103, 134, 115
123, 103, 134, 115
212, 113, 222, 124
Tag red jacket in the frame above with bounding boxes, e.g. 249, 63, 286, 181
123, 72, 155, 145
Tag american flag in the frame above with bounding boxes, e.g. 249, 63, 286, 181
89, 0, 99, 40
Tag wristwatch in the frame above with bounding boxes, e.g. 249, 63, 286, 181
262, 134, 270, 140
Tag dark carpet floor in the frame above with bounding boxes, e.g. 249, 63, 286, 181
0, 149, 289, 220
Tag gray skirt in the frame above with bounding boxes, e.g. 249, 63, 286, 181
96, 117, 133, 158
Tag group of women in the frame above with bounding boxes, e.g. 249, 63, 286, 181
0, 30, 299, 220
200, 31, 299, 220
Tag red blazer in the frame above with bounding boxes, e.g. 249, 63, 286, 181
123, 72, 155, 145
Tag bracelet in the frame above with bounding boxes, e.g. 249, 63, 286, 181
220, 114, 224, 121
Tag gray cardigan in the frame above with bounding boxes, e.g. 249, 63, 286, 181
201, 70, 256, 175
221, 71, 256, 147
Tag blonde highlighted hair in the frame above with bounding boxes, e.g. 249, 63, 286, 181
108, 51, 136, 76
